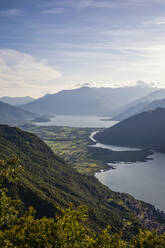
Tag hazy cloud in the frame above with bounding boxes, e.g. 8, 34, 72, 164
59, 0, 115, 10
1, 0, 165, 96
59, 0, 160, 10
135, 80, 156, 88
0, 49, 61, 90
0, 9, 23, 17
75, 81, 97, 88
41, 8, 65, 14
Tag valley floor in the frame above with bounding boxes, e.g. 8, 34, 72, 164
21, 124, 152, 175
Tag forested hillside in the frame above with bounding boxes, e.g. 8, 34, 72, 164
0, 158, 165, 247
0, 125, 164, 236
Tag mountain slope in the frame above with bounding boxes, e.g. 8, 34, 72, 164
0, 101, 36, 123
95, 108, 165, 152
0, 96, 34, 106
143, 98, 165, 112
113, 89, 165, 121
21, 86, 155, 116
0, 125, 164, 234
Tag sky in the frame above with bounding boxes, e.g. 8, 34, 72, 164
1, 0, 165, 97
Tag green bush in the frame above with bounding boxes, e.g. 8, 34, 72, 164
0, 158, 165, 248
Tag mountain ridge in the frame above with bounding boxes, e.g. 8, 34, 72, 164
95, 107, 165, 153
0, 96, 34, 106
21, 86, 156, 116
113, 89, 165, 121
0, 101, 37, 124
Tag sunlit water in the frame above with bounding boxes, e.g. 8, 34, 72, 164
34, 115, 117, 128
90, 131, 141, 151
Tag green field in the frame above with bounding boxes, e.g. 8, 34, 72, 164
21, 124, 152, 175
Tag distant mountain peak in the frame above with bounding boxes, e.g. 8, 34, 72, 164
21, 86, 156, 116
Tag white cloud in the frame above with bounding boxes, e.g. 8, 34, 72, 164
41, 8, 65, 14
143, 17, 165, 26
135, 80, 157, 88
74, 81, 97, 88
60, 0, 115, 10
0, 49, 61, 96
60, 0, 159, 10
0, 9, 23, 17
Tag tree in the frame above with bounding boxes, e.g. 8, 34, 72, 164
0, 157, 164, 248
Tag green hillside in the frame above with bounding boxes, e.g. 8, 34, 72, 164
0, 125, 164, 235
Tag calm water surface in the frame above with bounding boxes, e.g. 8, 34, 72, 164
95, 153, 165, 211
90, 131, 165, 211
36, 115, 165, 211
90, 131, 141, 151
34, 115, 117, 128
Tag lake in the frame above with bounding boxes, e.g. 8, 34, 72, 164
35, 115, 165, 212
90, 131, 141, 151
95, 153, 165, 211
34, 115, 117, 128
90, 131, 165, 211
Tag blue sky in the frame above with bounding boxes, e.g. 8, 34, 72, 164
1, 0, 165, 97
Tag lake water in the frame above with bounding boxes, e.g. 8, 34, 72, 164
34, 115, 117, 128
36, 115, 165, 212
95, 153, 165, 211
90, 131, 141, 151
89, 131, 165, 211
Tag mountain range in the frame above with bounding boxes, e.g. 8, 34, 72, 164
0, 101, 37, 124
113, 89, 165, 121
0, 96, 34, 106
21, 86, 156, 116
95, 108, 165, 153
